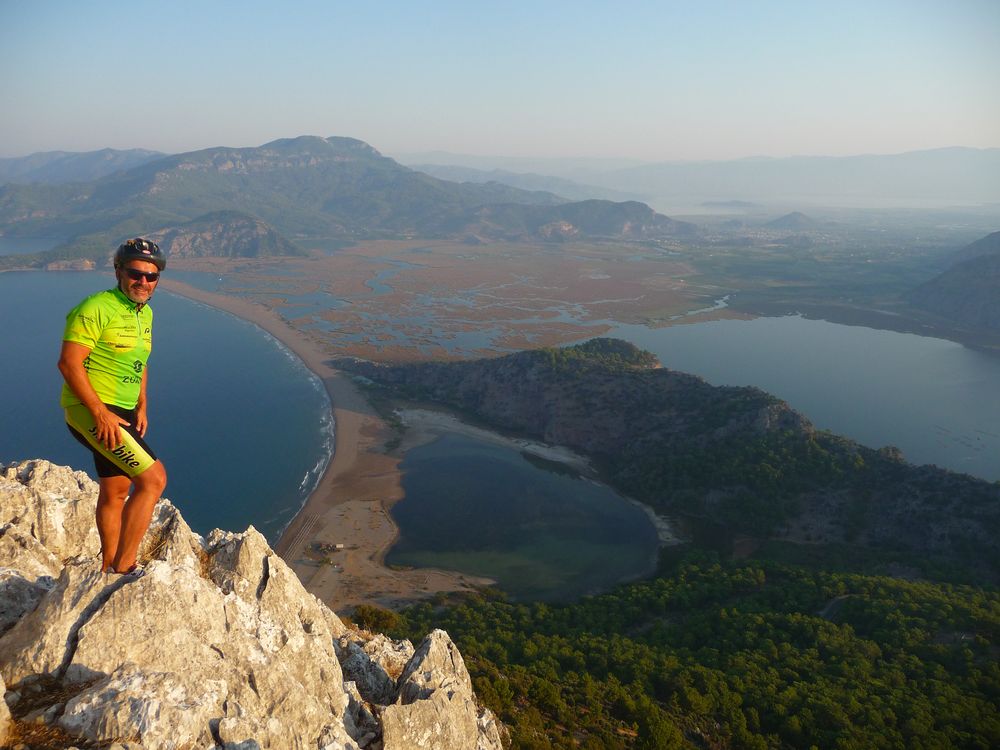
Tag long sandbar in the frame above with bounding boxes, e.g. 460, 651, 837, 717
160, 278, 492, 610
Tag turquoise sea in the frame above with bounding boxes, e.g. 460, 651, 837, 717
0, 271, 332, 543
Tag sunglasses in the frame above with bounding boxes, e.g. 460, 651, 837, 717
122, 268, 161, 283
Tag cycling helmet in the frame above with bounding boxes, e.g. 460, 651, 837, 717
114, 238, 166, 271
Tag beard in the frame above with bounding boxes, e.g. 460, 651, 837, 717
120, 280, 154, 305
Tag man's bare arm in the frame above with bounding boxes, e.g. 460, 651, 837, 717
57, 341, 129, 449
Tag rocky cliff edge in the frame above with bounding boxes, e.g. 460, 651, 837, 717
0, 459, 504, 750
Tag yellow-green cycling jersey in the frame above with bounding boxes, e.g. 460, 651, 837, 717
60, 287, 153, 410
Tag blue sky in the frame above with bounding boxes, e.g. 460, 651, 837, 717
2, 0, 998, 160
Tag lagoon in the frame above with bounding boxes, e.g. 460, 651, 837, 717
385, 433, 660, 602
610, 316, 1000, 482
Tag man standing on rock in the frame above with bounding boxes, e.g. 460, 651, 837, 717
58, 238, 169, 575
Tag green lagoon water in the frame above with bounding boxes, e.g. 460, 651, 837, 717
385, 433, 660, 602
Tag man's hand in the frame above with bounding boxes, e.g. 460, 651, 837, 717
135, 405, 148, 437
59, 341, 131, 449
93, 405, 130, 450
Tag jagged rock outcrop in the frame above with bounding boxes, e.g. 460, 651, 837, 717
382, 631, 503, 750
0, 459, 503, 750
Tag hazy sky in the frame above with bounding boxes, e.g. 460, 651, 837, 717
2, 0, 998, 161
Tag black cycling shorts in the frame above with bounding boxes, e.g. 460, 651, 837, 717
65, 403, 158, 479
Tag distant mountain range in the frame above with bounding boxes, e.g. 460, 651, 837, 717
0, 148, 165, 184
399, 147, 1000, 210
5, 139, 996, 269
909, 230, 1000, 331
407, 163, 642, 203
0, 136, 692, 268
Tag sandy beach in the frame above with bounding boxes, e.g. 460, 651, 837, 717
161, 278, 493, 611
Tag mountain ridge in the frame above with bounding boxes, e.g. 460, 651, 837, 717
399, 146, 1000, 208
0, 135, 691, 269
0, 148, 166, 185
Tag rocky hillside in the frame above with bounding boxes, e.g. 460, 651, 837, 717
908, 230, 1000, 331
0, 460, 503, 750
343, 339, 1000, 578
0, 136, 695, 271
146, 210, 306, 259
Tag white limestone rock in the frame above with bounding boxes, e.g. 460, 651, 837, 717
339, 633, 415, 705
342, 680, 379, 747
1, 460, 100, 562
58, 663, 227, 749
0, 557, 111, 684
0, 522, 61, 581
382, 630, 504, 750
0, 460, 504, 750
0, 520, 63, 637
135, 499, 205, 572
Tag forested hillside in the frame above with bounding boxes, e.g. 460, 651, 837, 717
361, 551, 999, 749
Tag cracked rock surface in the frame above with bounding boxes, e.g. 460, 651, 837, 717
0, 460, 504, 750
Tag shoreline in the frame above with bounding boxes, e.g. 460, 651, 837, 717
160, 278, 493, 610
396, 407, 683, 547
160, 279, 676, 607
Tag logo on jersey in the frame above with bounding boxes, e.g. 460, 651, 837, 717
133, 360, 144, 373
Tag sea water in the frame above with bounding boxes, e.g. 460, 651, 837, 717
0, 271, 332, 543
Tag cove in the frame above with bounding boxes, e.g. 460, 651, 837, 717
385, 433, 660, 602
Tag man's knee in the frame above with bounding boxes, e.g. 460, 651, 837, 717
98, 476, 131, 508
135, 461, 167, 494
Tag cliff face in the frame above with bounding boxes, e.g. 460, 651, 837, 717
0, 460, 503, 750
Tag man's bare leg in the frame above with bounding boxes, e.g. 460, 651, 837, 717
111, 460, 168, 574
96, 475, 131, 572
